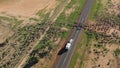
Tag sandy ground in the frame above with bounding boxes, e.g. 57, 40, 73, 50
107, 0, 120, 14
83, 0, 120, 67
0, 0, 57, 43
84, 41, 118, 68
65, 5, 75, 17
107, 28, 120, 37
0, 0, 57, 17
0, 23, 13, 43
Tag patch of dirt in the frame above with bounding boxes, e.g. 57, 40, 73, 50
84, 20, 120, 68
116, 57, 120, 68
107, 28, 120, 37
54, 38, 61, 45
0, 0, 57, 17
0, 23, 13, 43
84, 42, 118, 68
65, 6, 75, 17
106, 0, 120, 15
83, 0, 120, 68
61, 27, 69, 31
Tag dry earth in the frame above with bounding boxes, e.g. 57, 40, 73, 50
0, 0, 57, 17
68, 0, 120, 68
83, 0, 120, 68
107, 0, 120, 15
0, 23, 13, 43
0, 0, 58, 43
84, 42, 119, 68
0, 0, 69, 68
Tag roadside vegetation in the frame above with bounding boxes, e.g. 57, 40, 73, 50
55, 0, 86, 38
83, 0, 120, 68
1, 0, 119, 68
24, 0, 87, 68
90, 0, 102, 20
70, 30, 96, 68
70, 0, 120, 68
70, 32, 87, 68
0, 16, 23, 29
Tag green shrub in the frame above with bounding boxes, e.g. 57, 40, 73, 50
114, 48, 120, 56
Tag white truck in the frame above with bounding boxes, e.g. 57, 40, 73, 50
65, 39, 74, 50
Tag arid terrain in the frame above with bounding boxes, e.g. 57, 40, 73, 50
0, 0, 120, 68
0, 0, 79, 68
0, 0, 87, 67
69, 0, 120, 68
0, 0, 57, 17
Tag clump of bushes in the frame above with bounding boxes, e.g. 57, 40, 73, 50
114, 48, 120, 56
23, 57, 38, 68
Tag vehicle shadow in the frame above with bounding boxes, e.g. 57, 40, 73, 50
57, 46, 68, 55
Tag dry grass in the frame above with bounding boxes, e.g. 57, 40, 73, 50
0, 0, 57, 17
84, 42, 119, 68
83, 0, 120, 68
0, 23, 13, 43
106, 0, 120, 15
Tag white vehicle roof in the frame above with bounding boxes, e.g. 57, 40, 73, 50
69, 39, 74, 43
65, 43, 71, 49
